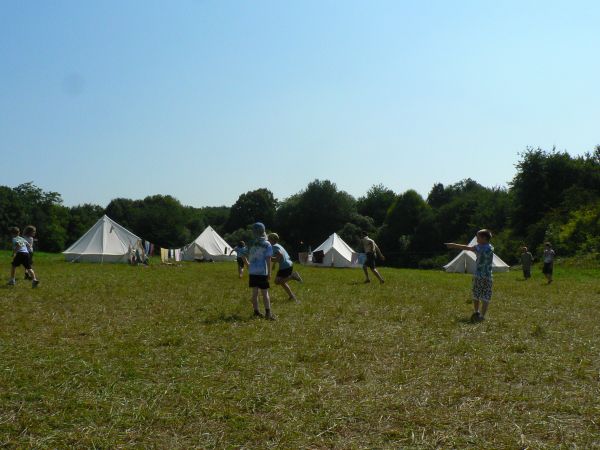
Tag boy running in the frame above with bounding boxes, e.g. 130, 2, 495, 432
8, 227, 39, 288
445, 229, 494, 322
542, 242, 555, 284
361, 231, 385, 284
268, 233, 303, 302
246, 223, 275, 320
520, 246, 533, 280
231, 241, 247, 278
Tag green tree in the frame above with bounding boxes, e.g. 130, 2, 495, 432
357, 184, 397, 226
226, 189, 277, 233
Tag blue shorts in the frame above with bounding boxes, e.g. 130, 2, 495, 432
472, 277, 493, 302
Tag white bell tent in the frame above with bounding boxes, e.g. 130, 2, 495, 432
63, 215, 143, 263
182, 226, 235, 262
443, 236, 510, 273
310, 233, 361, 268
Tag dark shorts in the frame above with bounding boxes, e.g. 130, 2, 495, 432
249, 275, 270, 290
363, 252, 376, 269
236, 257, 245, 268
276, 267, 293, 279
523, 267, 531, 278
542, 262, 553, 275
12, 252, 32, 270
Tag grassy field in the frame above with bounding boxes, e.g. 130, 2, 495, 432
1, 252, 599, 449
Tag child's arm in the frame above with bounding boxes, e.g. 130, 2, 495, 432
445, 243, 476, 252
374, 243, 385, 261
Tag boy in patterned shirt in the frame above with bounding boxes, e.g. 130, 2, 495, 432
445, 229, 494, 322
245, 223, 275, 320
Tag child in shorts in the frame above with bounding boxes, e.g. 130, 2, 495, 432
23, 225, 36, 279
268, 233, 303, 302
247, 223, 275, 320
8, 227, 39, 288
231, 241, 247, 278
446, 229, 494, 322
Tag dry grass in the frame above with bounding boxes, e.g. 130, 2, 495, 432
1, 252, 599, 448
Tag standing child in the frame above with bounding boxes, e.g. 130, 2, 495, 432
246, 223, 275, 320
361, 231, 385, 284
23, 225, 36, 279
7, 227, 39, 288
542, 242, 555, 284
268, 233, 303, 302
520, 246, 533, 279
231, 241, 247, 278
445, 229, 494, 322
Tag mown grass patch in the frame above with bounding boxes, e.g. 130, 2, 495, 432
1, 253, 599, 448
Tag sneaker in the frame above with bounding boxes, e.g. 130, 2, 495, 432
364, 279, 371, 284
292, 271, 303, 283
380, 279, 385, 284
7, 279, 16, 286
253, 310, 264, 318
32, 280, 40, 289
265, 312, 277, 321
470, 312, 482, 323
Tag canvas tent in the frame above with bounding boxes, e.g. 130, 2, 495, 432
63, 215, 143, 263
310, 233, 361, 268
182, 226, 235, 262
443, 236, 510, 273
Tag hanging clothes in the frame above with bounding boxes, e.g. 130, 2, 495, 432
174, 248, 181, 262
160, 248, 168, 263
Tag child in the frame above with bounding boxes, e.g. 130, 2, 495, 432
542, 242, 555, 284
231, 241, 247, 278
268, 233, 303, 302
445, 229, 494, 322
22, 225, 36, 280
520, 246, 533, 279
8, 227, 39, 288
246, 223, 275, 320
361, 231, 385, 284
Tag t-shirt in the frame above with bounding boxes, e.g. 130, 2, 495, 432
12, 237, 29, 253
543, 249, 555, 264
362, 236, 377, 254
233, 246, 247, 258
520, 252, 533, 268
248, 238, 273, 276
474, 243, 494, 279
272, 243, 293, 270
24, 236, 34, 252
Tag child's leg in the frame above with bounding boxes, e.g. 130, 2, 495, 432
261, 289, 273, 317
10, 265, 16, 280
278, 280, 296, 300
362, 265, 370, 282
370, 267, 385, 283
472, 299, 480, 314
27, 268, 37, 281
251, 287, 260, 312
480, 300, 489, 317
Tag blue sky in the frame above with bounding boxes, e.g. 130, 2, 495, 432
1, 1, 599, 207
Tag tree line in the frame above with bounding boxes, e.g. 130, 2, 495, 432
1, 147, 599, 267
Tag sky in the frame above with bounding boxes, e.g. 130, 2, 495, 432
1, 0, 599, 208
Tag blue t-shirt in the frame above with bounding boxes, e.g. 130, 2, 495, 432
12, 237, 29, 253
474, 243, 494, 279
248, 238, 273, 276
272, 243, 293, 270
233, 245, 247, 258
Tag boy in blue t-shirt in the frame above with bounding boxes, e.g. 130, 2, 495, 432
245, 223, 275, 320
268, 233, 303, 302
445, 229, 494, 322
8, 227, 39, 288
230, 241, 247, 278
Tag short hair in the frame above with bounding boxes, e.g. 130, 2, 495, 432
360, 230, 368, 237
522, 246, 528, 252
545, 242, 552, 247
23, 225, 36, 236
238, 241, 245, 247
9, 227, 20, 236
476, 229, 492, 241
268, 233, 280, 242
